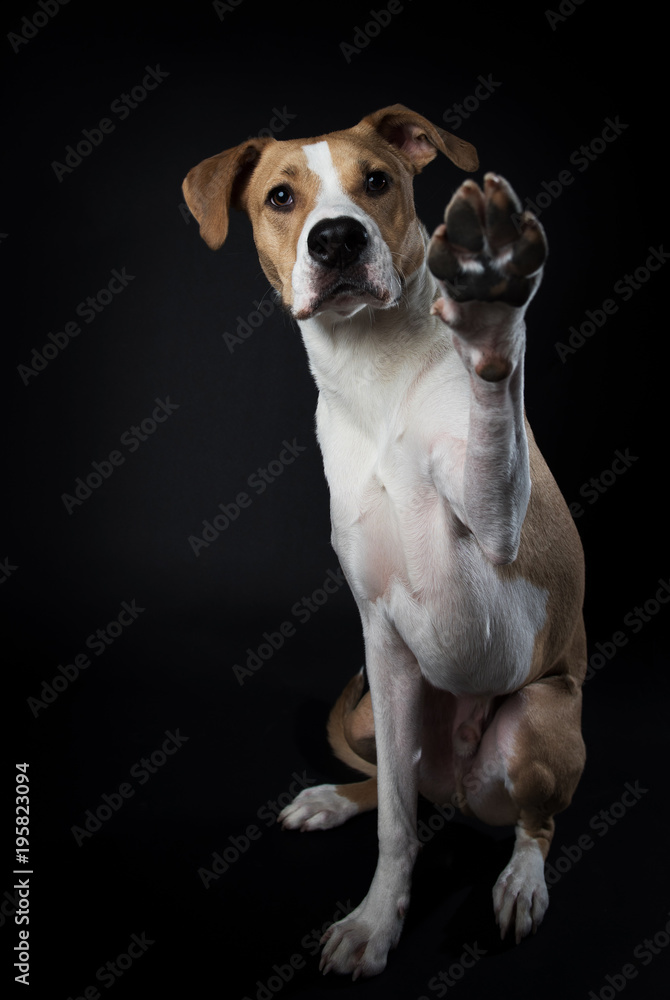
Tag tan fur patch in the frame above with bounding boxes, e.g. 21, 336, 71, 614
237, 131, 428, 305
495, 423, 586, 686
239, 140, 323, 306
335, 777, 378, 811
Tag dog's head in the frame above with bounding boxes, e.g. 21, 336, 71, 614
183, 105, 478, 321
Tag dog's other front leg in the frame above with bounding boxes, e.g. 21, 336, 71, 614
428, 174, 547, 564
320, 622, 423, 979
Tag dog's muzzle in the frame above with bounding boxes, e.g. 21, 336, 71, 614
292, 215, 399, 320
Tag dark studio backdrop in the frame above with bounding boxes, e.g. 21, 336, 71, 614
2, 2, 667, 997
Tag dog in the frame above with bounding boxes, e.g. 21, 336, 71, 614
183, 104, 586, 979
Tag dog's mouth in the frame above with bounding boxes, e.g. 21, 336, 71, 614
294, 277, 397, 321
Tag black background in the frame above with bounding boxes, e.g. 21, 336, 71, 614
3, 1, 668, 997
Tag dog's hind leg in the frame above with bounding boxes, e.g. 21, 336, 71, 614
279, 670, 378, 832
462, 625, 586, 942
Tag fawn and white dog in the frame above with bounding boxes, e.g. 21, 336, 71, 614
183, 104, 586, 978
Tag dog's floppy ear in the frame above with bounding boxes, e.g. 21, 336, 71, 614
357, 104, 478, 174
182, 137, 271, 250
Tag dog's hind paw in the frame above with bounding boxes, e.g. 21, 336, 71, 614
278, 784, 359, 832
492, 840, 549, 944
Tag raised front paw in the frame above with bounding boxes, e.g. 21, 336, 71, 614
427, 173, 547, 308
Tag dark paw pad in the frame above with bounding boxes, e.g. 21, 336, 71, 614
427, 173, 547, 308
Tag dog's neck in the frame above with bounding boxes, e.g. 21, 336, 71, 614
297, 261, 448, 413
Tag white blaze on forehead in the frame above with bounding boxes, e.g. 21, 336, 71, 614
291, 139, 402, 319
299, 138, 379, 238
302, 140, 350, 211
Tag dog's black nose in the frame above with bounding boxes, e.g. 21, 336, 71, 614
308, 217, 368, 270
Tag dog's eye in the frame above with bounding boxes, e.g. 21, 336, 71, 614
268, 186, 294, 209
364, 171, 389, 194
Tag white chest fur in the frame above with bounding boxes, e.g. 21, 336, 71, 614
299, 271, 547, 698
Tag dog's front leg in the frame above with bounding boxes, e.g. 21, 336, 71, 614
320, 622, 423, 979
428, 174, 547, 564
